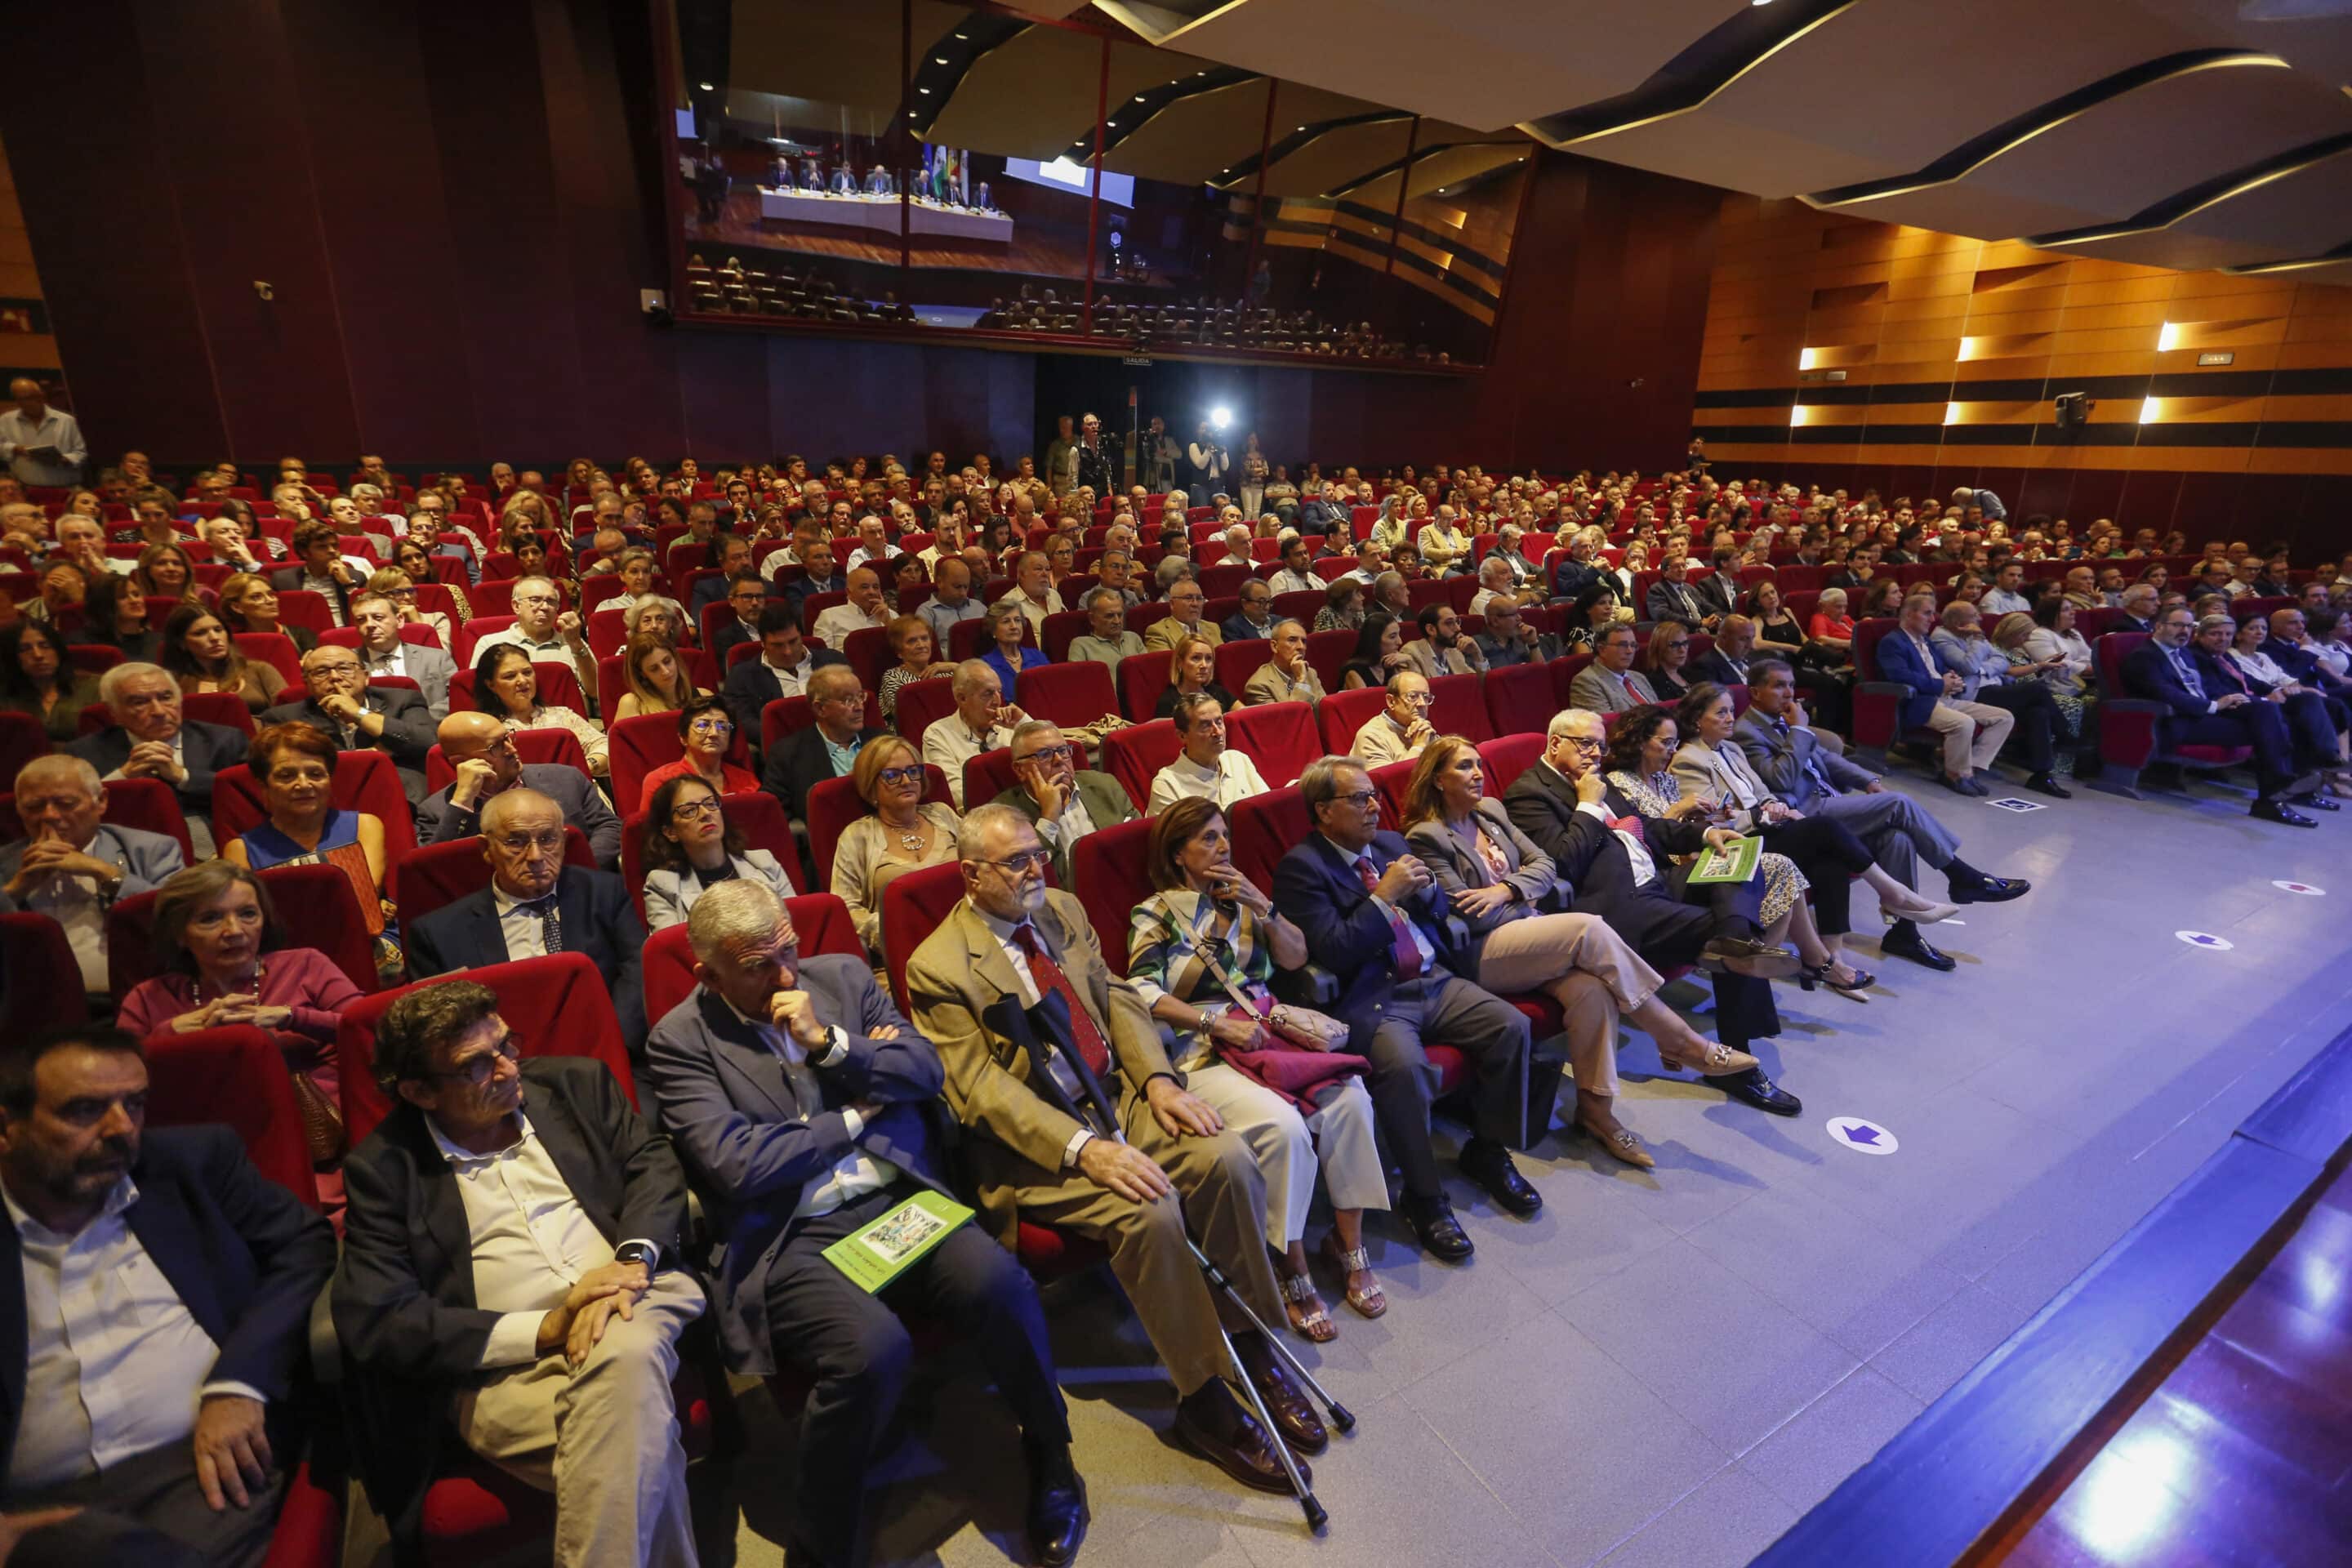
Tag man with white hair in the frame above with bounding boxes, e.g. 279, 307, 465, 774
922, 661, 1027, 809
1214, 524, 1254, 570
0, 755, 185, 995
999, 550, 1065, 639
471, 574, 598, 697
1466, 555, 1518, 617
69, 662, 248, 848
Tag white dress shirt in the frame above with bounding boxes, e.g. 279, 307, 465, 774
0, 405, 87, 488
24, 830, 114, 992
5, 1178, 262, 1490
754, 652, 817, 703
718, 997, 898, 1220
1147, 748, 1269, 813
492, 879, 559, 960
1572, 794, 1662, 886
921, 719, 1006, 808
1267, 567, 1320, 595
425, 1111, 652, 1368
812, 600, 890, 649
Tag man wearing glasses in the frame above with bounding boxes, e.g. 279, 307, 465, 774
416, 712, 623, 866
708, 573, 771, 663
335, 979, 704, 1566
261, 644, 438, 804
1349, 670, 1436, 764
406, 789, 648, 1051
988, 719, 1137, 881
760, 665, 881, 830
471, 576, 598, 702
906, 805, 1328, 1497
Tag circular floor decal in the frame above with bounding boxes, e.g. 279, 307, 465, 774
2272, 880, 2326, 897
2174, 931, 2235, 951
1825, 1116, 1899, 1156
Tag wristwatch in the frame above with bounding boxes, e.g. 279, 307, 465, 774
613, 1241, 659, 1270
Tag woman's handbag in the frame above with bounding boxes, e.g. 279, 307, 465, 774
1157, 904, 1367, 1108
289, 1067, 347, 1165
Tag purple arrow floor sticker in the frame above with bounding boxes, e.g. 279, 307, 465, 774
1825, 1116, 1899, 1156
2174, 930, 2235, 951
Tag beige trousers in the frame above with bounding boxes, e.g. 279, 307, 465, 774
454, 1272, 708, 1568
1924, 699, 2014, 776
1183, 1062, 1389, 1247
1473, 911, 1666, 1100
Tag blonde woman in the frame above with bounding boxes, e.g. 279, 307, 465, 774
830, 735, 960, 956
608, 548, 688, 629
134, 541, 211, 611
612, 632, 706, 722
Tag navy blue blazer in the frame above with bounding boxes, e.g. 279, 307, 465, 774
644, 959, 951, 1374
689, 571, 774, 621
2120, 639, 2216, 721
0, 1125, 336, 1484
405, 865, 648, 1049
1872, 625, 1953, 730
1271, 829, 1466, 1053
67, 719, 248, 819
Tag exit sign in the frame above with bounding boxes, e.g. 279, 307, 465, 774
2196, 352, 2234, 367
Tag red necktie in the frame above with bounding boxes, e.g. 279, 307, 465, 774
1013, 924, 1111, 1075
1605, 815, 1645, 841
1354, 857, 1424, 980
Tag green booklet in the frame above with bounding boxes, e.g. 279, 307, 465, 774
822, 1190, 975, 1293
1686, 835, 1763, 885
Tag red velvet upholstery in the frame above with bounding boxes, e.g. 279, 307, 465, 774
212, 748, 416, 857
1228, 785, 1309, 893
1477, 733, 1545, 795
1099, 719, 1180, 812
621, 791, 802, 920
641, 892, 865, 1026
1213, 638, 1276, 694
142, 1026, 319, 1209
1427, 671, 1494, 742
1316, 685, 1388, 754
1368, 757, 1416, 831
893, 675, 959, 751
0, 913, 87, 1035
335, 952, 632, 1144
878, 859, 968, 1017
422, 727, 588, 792
448, 660, 586, 720
385, 827, 597, 927
1482, 661, 1554, 737
1040, 609, 1089, 663
1224, 700, 1321, 788
804, 766, 950, 892
1070, 816, 1156, 978
1015, 660, 1119, 728
234, 631, 305, 687
182, 690, 260, 736
1116, 648, 1175, 723
107, 863, 380, 1001
0, 712, 47, 793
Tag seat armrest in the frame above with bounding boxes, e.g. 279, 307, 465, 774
1271, 964, 1340, 1007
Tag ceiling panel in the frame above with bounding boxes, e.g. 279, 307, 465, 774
1253, 118, 1419, 199
1338, 143, 1532, 205
727, 0, 973, 113
924, 28, 1221, 161
1099, 0, 1742, 133
1102, 80, 1371, 185
2059, 151, 2352, 272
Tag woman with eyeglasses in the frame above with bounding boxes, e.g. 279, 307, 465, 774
635, 693, 756, 811
118, 859, 364, 1192
1644, 621, 1697, 703
161, 603, 287, 713
391, 537, 474, 622
639, 773, 795, 930
831, 734, 960, 955
468, 644, 610, 775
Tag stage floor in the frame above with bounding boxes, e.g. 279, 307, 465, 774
695, 767, 2352, 1568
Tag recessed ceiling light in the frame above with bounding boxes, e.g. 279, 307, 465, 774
918, 86, 931, 93
1296, 124, 1307, 131
1135, 94, 1147, 101
933, 56, 948, 65
1107, 121, 1116, 127
697, 81, 715, 91
955, 31, 969, 38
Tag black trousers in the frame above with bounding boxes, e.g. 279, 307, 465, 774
1971, 681, 2061, 773
764, 1183, 1069, 1567
2167, 703, 2301, 797
1757, 814, 1876, 937
1581, 878, 1780, 1046
1363, 972, 1531, 1200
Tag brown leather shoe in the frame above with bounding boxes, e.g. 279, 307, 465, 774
1234, 1331, 1329, 1454
1173, 1383, 1308, 1494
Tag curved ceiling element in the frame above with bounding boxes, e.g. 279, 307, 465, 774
1210, 111, 1414, 189
1321, 140, 1526, 200
2022, 129, 2352, 246
1517, 0, 1864, 148
905, 14, 1030, 144
1058, 64, 1262, 163
1803, 48, 2290, 207
2225, 236, 2352, 274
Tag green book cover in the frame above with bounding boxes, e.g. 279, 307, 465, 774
1685, 835, 1763, 885
822, 1190, 975, 1293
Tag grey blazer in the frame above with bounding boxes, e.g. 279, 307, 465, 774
1402, 797, 1569, 970
1669, 739, 1775, 828
0, 823, 186, 913
367, 641, 457, 721
641, 850, 795, 932
1400, 637, 1486, 679
1568, 662, 1657, 715
1731, 709, 1879, 812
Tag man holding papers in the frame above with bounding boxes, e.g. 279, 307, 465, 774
644, 881, 1084, 1568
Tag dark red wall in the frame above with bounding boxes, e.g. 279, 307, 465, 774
2, 3, 1720, 477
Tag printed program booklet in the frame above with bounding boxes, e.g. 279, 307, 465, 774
822, 1190, 975, 1292
1685, 834, 1763, 885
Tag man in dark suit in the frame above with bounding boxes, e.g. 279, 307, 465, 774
1873, 593, 2014, 795
405, 790, 648, 1049
2127, 606, 2317, 826
780, 539, 849, 622
0, 1026, 336, 1566
645, 883, 1085, 1568
760, 664, 881, 826
989, 719, 1138, 884
706, 573, 773, 666
332, 981, 704, 1564
1735, 660, 2025, 971
68, 663, 247, 844
1691, 549, 1745, 622
720, 608, 848, 742
1502, 710, 1804, 1116
414, 712, 623, 866
687, 533, 772, 624
1644, 555, 1714, 630
1272, 756, 1536, 1262
261, 645, 437, 805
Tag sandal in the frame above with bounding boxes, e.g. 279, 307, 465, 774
1321, 1233, 1388, 1320
1281, 1269, 1338, 1343
1798, 960, 1874, 997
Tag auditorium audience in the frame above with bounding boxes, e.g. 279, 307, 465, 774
1930, 600, 2071, 796
762, 664, 881, 825
332, 979, 699, 1566
82, 570, 160, 660
221, 721, 395, 966
831, 734, 962, 955
0, 754, 185, 996
70, 662, 247, 852
924, 661, 1025, 808
1336, 613, 1408, 690
1876, 594, 2016, 796
1155, 634, 1236, 720
0, 619, 103, 741
609, 634, 702, 727
158, 604, 284, 715
1243, 618, 1325, 705
416, 710, 622, 865
1570, 623, 1658, 714
261, 644, 436, 805
474, 575, 599, 697
1401, 603, 1486, 679
636, 694, 758, 811
405, 789, 648, 1047
990, 719, 1138, 881
1143, 577, 1218, 652
350, 590, 457, 718
978, 597, 1048, 695
1351, 670, 1436, 763
0, 1022, 335, 1566
906, 803, 1324, 1493
1150, 693, 1272, 811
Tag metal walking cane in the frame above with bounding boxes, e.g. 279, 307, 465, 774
1186, 1235, 1356, 1533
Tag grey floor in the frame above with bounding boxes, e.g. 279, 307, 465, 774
355, 768, 2352, 1568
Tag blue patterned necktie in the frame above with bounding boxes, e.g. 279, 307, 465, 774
517, 895, 562, 953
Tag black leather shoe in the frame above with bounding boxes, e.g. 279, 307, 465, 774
2026, 773, 2073, 799
1234, 1332, 1327, 1455
2253, 798, 2319, 827
1879, 922, 1957, 972
1173, 1383, 1306, 1494
2289, 791, 2340, 812
1398, 1195, 1474, 1262
1025, 1441, 1089, 1567
1722, 1067, 1802, 1117
1948, 875, 2029, 905
1460, 1138, 1542, 1216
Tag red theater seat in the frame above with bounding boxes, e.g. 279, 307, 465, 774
1017, 660, 1119, 728
142, 1026, 319, 1209
642, 892, 864, 1025
1316, 686, 1388, 755
1117, 648, 1176, 723
386, 827, 598, 928
0, 913, 87, 1035
1427, 671, 1493, 742
2091, 630, 2253, 796
212, 749, 416, 857
1071, 816, 1156, 978
108, 863, 380, 1001
1100, 719, 1180, 811
878, 858, 968, 1017
422, 728, 587, 793
893, 676, 960, 752
1477, 733, 1545, 795
1224, 699, 1321, 787
804, 765, 950, 892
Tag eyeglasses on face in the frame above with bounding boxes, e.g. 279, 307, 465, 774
669, 796, 723, 819
1016, 743, 1074, 767
875, 764, 924, 788
979, 849, 1052, 875
434, 1034, 523, 1086
493, 831, 564, 854
688, 717, 735, 735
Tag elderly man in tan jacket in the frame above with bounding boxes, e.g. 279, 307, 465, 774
906, 804, 1325, 1498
